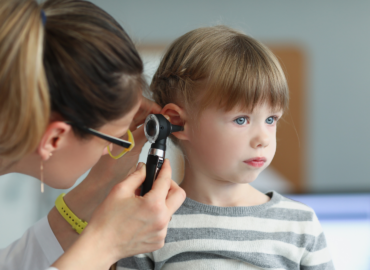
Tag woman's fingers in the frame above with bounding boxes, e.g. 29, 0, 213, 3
140, 97, 161, 117
115, 163, 146, 197
145, 159, 186, 215
165, 180, 186, 214
145, 159, 172, 200
85, 158, 185, 260
130, 97, 161, 130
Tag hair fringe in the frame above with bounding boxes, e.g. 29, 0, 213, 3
151, 26, 289, 146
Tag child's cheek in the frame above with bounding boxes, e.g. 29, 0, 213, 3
269, 137, 278, 160
194, 123, 239, 171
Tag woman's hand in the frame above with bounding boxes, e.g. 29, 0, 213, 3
89, 160, 184, 259
52, 159, 186, 270
129, 96, 162, 132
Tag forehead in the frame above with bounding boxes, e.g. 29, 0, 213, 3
207, 102, 283, 117
195, 103, 283, 126
229, 102, 283, 114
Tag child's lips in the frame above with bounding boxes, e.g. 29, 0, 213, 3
243, 157, 267, 168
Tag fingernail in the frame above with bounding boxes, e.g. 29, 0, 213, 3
137, 162, 144, 170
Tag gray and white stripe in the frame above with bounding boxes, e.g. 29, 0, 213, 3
118, 191, 334, 270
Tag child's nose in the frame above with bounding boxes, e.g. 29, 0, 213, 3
250, 132, 270, 149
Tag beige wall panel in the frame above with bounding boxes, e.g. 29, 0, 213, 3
269, 46, 306, 193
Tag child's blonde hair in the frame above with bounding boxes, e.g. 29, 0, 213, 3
151, 26, 289, 146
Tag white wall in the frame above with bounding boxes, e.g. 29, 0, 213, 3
88, 0, 370, 193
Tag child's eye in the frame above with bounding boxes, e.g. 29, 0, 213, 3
266, 116, 278, 125
234, 117, 248, 125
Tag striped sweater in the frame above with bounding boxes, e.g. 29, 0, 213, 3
118, 191, 334, 270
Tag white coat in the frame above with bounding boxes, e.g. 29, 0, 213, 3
0, 217, 63, 270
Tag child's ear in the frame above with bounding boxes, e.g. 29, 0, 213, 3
161, 103, 189, 141
37, 121, 72, 160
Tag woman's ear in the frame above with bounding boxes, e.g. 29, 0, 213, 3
37, 121, 72, 160
161, 103, 189, 141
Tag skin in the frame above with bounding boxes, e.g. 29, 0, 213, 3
8, 101, 141, 189
162, 102, 283, 207
0, 97, 186, 270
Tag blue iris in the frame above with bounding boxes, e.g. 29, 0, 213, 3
266, 117, 274, 124
235, 117, 247, 125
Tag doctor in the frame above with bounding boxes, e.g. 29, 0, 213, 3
0, 0, 185, 269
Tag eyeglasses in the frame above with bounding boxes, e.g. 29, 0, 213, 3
66, 122, 135, 159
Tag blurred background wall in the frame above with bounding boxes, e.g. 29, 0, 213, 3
93, 0, 370, 194
1, 1, 370, 268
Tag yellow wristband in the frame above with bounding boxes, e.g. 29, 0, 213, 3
55, 193, 88, 234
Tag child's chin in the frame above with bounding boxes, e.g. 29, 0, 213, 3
234, 172, 260, 184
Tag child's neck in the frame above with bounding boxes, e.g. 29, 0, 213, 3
180, 162, 270, 207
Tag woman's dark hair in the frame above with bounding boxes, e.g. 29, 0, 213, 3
42, 0, 144, 136
0, 0, 144, 163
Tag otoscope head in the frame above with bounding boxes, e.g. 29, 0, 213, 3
144, 114, 184, 149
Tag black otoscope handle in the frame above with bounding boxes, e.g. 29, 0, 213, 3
141, 154, 164, 196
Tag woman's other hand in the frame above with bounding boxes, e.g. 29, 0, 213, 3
129, 96, 162, 132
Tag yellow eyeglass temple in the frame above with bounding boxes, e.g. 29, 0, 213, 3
107, 129, 135, 159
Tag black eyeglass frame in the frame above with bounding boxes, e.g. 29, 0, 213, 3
65, 122, 132, 149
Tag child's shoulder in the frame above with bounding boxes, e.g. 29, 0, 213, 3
172, 191, 318, 220
271, 192, 320, 223
265, 192, 324, 238
272, 192, 316, 212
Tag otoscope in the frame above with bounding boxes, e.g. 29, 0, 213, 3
141, 114, 183, 196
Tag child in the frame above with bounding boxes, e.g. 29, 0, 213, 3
118, 26, 334, 270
